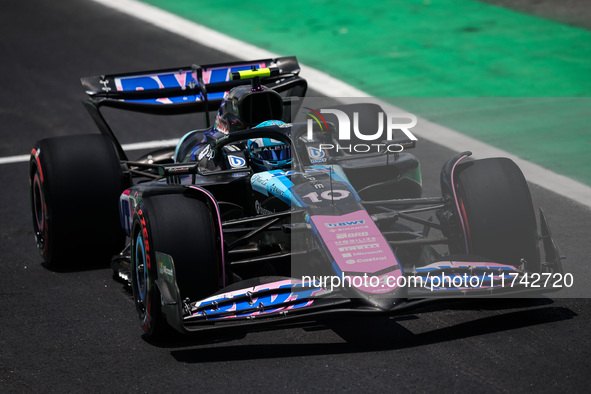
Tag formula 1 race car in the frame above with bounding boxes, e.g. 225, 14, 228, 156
29, 56, 565, 339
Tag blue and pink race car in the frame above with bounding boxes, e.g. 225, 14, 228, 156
29, 56, 565, 339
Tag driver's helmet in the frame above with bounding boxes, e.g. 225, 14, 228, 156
247, 120, 291, 171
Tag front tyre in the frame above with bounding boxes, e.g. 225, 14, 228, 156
131, 206, 165, 338
130, 195, 220, 338
453, 158, 540, 272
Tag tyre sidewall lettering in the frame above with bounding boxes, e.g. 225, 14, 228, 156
133, 206, 156, 334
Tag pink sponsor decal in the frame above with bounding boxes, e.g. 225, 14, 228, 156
192, 279, 321, 319
156, 97, 174, 104
311, 210, 401, 294
175, 71, 187, 88
195, 279, 295, 305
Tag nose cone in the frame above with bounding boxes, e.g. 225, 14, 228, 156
365, 295, 403, 311
346, 285, 405, 311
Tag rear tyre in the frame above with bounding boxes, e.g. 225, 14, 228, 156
131, 195, 220, 338
454, 158, 540, 271
29, 134, 125, 267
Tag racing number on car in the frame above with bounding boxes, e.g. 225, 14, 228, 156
303, 190, 351, 203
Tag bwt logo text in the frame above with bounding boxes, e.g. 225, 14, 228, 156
325, 220, 366, 228
306, 108, 418, 142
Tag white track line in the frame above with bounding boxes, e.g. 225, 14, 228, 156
118, 138, 179, 151
0, 139, 179, 165
0, 155, 29, 165
6, 0, 591, 208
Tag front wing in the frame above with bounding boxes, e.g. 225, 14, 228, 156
152, 215, 564, 337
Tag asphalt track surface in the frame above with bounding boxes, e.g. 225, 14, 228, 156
1, 0, 591, 392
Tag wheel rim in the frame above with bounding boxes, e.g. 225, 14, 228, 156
32, 171, 45, 248
134, 234, 148, 310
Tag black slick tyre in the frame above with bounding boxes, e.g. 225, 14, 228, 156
29, 134, 125, 267
130, 194, 220, 338
454, 158, 540, 272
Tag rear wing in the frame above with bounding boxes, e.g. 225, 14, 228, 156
81, 56, 306, 114
80, 56, 307, 160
